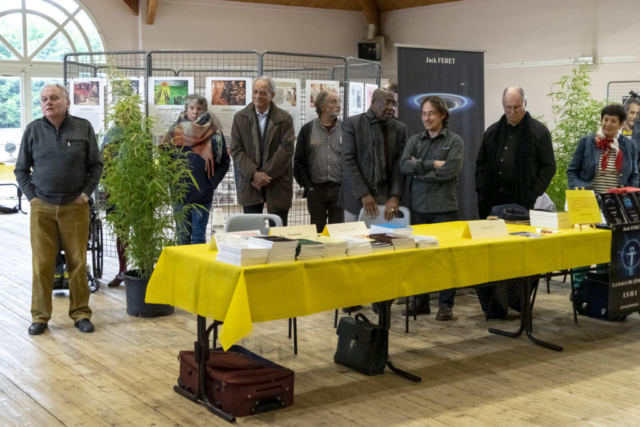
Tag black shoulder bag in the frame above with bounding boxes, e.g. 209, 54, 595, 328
334, 313, 388, 376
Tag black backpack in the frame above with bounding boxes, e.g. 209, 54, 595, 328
574, 273, 626, 322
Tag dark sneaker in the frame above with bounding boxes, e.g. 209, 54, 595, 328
28, 322, 48, 335
74, 319, 95, 333
436, 305, 453, 321
341, 305, 363, 314
107, 277, 123, 287
402, 303, 431, 316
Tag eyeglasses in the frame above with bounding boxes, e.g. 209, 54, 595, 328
375, 98, 398, 108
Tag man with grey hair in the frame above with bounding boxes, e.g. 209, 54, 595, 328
475, 86, 555, 219
15, 83, 103, 335
230, 76, 295, 225
294, 90, 343, 233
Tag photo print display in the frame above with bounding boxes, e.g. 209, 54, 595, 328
273, 78, 301, 134
147, 77, 195, 137
206, 77, 252, 137
349, 82, 364, 116
70, 78, 106, 135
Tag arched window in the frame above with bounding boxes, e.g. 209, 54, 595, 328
0, 0, 105, 159
0, 0, 104, 62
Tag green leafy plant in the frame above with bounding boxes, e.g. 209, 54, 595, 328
546, 63, 606, 209
101, 70, 194, 278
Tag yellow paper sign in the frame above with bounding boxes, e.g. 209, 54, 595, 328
566, 190, 601, 225
462, 220, 508, 239
270, 224, 318, 239
326, 221, 368, 237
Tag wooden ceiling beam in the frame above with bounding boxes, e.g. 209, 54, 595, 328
120, 0, 139, 16
146, 0, 159, 25
358, 0, 381, 35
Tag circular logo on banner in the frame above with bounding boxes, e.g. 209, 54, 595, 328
409, 93, 473, 112
620, 238, 640, 276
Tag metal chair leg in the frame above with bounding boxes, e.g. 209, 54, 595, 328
334, 309, 338, 328
405, 297, 409, 333
288, 318, 292, 339
546, 276, 551, 294
293, 318, 298, 355
413, 296, 417, 321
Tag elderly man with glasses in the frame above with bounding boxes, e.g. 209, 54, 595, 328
339, 88, 407, 223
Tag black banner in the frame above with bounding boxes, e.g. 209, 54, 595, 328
609, 223, 640, 316
397, 46, 484, 220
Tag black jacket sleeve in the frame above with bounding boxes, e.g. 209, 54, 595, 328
528, 128, 556, 203
211, 133, 231, 192
293, 123, 313, 195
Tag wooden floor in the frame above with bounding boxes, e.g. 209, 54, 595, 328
2, 199, 640, 426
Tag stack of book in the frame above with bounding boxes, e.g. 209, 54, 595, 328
216, 238, 269, 266
370, 223, 414, 237
344, 236, 373, 256
369, 233, 415, 250
529, 210, 572, 229
370, 240, 395, 253
247, 236, 298, 263
413, 235, 439, 248
295, 239, 325, 261
313, 236, 348, 258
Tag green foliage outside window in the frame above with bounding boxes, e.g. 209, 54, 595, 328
0, 78, 21, 129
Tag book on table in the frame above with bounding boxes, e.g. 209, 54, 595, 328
529, 210, 573, 229
370, 240, 395, 253
215, 238, 269, 266
343, 236, 373, 256
369, 233, 416, 250
369, 223, 414, 237
412, 235, 439, 248
247, 235, 298, 263
312, 236, 348, 258
295, 239, 324, 260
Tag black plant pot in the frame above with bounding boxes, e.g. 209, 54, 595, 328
120, 270, 174, 317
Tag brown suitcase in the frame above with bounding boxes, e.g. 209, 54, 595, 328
178, 346, 294, 417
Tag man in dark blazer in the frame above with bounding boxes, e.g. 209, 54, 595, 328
230, 76, 296, 226
340, 88, 407, 222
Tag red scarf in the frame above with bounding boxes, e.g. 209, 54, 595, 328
595, 134, 622, 172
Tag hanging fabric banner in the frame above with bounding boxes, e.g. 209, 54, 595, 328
397, 45, 485, 220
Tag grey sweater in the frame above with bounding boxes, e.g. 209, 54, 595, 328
15, 114, 103, 204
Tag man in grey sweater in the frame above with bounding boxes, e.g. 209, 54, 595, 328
15, 83, 103, 336
400, 96, 464, 321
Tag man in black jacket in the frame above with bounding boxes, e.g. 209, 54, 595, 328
293, 90, 343, 233
475, 87, 556, 219
340, 88, 407, 222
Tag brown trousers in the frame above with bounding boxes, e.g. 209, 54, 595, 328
30, 199, 91, 323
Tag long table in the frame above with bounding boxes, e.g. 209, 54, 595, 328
147, 221, 609, 349
146, 221, 610, 421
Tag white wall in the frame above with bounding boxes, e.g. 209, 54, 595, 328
81, 0, 367, 56
381, 0, 640, 127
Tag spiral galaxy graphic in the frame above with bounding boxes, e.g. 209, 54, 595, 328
409, 93, 473, 112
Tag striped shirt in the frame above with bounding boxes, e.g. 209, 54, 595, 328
589, 148, 621, 194
309, 118, 342, 184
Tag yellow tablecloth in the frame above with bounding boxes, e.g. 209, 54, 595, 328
146, 221, 611, 349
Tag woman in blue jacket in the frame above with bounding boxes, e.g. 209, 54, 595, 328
567, 104, 639, 192
162, 95, 230, 244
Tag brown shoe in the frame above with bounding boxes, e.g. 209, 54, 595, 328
436, 305, 453, 321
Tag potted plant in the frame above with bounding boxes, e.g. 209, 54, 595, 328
102, 71, 194, 317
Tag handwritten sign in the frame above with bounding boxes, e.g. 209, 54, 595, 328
270, 225, 318, 239
326, 221, 368, 237
462, 220, 508, 239
566, 189, 601, 225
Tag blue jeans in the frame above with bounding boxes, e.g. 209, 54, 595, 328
175, 202, 212, 245
411, 210, 458, 308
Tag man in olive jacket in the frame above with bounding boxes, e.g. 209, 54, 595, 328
230, 77, 295, 226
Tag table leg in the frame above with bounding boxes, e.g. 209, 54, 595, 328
173, 315, 236, 423
376, 301, 421, 382
489, 277, 563, 352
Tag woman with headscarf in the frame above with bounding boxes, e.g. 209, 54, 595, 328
162, 94, 230, 244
